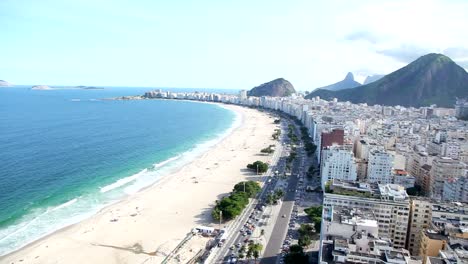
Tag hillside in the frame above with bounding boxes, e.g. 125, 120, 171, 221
363, 74, 384, 85
308, 54, 468, 107
309, 72, 361, 94
248, 78, 295, 97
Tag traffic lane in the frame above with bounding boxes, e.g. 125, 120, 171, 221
260, 173, 299, 263
217, 173, 280, 261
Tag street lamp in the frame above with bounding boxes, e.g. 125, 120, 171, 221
219, 211, 222, 230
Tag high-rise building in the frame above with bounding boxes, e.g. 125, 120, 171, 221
455, 98, 468, 120
239, 90, 248, 100
320, 146, 357, 188
430, 157, 466, 200
407, 199, 432, 256
320, 206, 413, 264
322, 181, 410, 249
367, 150, 394, 184
442, 176, 468, 203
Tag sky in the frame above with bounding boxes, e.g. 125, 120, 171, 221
1, 0, 468, 90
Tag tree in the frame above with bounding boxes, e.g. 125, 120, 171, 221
233, 181, 261, 198
274, 189, 284, 199
247, 243, 263, 262
298, 235, 311, 247
261, 146, 274, 154
247, 161, 268, 173
212, 187, 250, 221
304, 206, 323, 233
284, 245, 308, 264
406, 185, 423, 196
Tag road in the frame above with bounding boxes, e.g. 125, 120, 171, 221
207, 121, 287, 264
260, 148, 303, 263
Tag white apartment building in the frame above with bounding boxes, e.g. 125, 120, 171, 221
367, 150, 394, 184
430, 157, 466, 201
323, 181, 410, 249
320, 206, 414, 264
320, 146, 357, 188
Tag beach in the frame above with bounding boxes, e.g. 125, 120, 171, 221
0, 104, 278, 264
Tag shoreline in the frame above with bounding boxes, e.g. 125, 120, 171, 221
0, 103, 278, 264
0, 99, 240, 258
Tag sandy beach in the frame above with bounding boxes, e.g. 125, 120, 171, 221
0, 104, 278, 264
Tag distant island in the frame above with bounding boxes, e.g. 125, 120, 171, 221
31, 85, 52, 90
30, 85, 104, 90
0, 80, 13, 87
74, 85, 104, 90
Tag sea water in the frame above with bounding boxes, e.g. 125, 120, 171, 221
0, 86, 237, 255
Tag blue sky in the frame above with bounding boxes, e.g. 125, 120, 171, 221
1, 0, 468, 90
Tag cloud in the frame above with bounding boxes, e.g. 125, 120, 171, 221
443, 47, 468, 58
376, 45, 431, 63
344, 31, 380, 44
456, 60, 468, 69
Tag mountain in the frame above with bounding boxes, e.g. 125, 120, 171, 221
310, 72, 361, 94
248, 78, 296, 97
0, 80, 13, 87
363, 74, 384, 85
307, 53, 468, 107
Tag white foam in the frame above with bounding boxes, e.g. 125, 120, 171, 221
51, 198, 78, 212
0, 103, 241, 257
100, 169, 148, 193
152, 155, 181, 169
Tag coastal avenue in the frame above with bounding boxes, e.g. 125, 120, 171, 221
207, 120, 287, 264
260, 118, 304, 264
209, 116, 306, 264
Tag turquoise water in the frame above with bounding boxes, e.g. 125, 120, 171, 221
0, 87, 237, 255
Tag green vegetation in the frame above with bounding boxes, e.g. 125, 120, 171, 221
306, 165, 319, 179
233, 181, 261, 198
284, 244, 308, 264
247, 161, 268, 173
326, 186, 373, 198
261, 145, 275, 154
286, 151, 297, 164
300, 125, 317, 156
272, 128, 281, 140
248, 78, 296, 97
298, 224, 314, 247
287, 124, 299, 144
266, 189, 285, 205
247, 242, 263, 261
406, 184, 424, 196
304, 205, 322, 233
212, 181, 261, 221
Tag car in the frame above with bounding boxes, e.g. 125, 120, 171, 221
236, 242, 242, 248
229, 245, 235, 250
282, 214, 286, 218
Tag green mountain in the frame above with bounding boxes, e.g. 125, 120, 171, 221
308, 53, 468, 107
309, 72, 361, 93
248, 78, 296, 97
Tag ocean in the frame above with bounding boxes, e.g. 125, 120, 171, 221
0, 86, 237, 256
